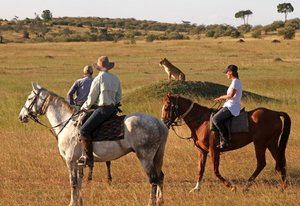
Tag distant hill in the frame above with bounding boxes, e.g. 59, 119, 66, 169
0, 16, 299, 43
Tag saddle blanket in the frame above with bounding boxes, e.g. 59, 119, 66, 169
211, 110, 249, 133
91, 115, 126, 142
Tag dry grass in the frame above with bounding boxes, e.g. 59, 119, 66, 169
1, 38, 300, 205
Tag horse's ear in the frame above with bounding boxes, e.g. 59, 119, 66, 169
32, 82, 41, 91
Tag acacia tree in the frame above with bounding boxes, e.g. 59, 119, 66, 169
235, 10, 253, 25
41, 10, 53, 21
277, 3, 294, 22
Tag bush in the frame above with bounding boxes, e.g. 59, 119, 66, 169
237, 24, 252, 33
264, 20, 284, 33
251, 29, 262, 38
278, 26, 295, 39
145, 34, 157, 42
206, 30, 215, 37
23, 30, 30, 39
285, 18, 300, 30
230, 30, 241, 38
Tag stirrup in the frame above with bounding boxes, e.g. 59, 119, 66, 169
77, 156, 87, 167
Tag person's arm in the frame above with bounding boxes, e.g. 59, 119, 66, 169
214, 88, 236, 102
116, 80, 122, 104
67, 81, 78, 105
81, 78, 100, 110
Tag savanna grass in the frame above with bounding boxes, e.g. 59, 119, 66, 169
1, 37, 300, 205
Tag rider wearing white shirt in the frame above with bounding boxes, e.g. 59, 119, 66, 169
212, 65, 242, 149
78, 56, 122, 167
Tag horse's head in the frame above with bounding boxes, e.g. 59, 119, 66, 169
19, 83, 49, 123
161, 93, 180, 128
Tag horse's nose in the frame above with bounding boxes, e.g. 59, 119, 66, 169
19, 114, 28, 122
19, 115, 24, 122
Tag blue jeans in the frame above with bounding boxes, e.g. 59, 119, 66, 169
80, 106, 117, 138
212, 107, 233, 141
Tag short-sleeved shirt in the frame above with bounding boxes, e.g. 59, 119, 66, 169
67, 76, 93, 106
81, 71, 122, 110
223, 78, 242, 116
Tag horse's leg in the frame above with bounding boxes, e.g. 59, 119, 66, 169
267, 142, 287, 189
136, 154, 160, 206
77, 165, 84, 206
149, 183, 158, 206
244, 144, 267, 192
156, 171, 164, 206
106, 161, 112, 184
67, 162, 83, 206
87, 166, 93, 181
190, 148, 208, 192
210, 145, 236, 191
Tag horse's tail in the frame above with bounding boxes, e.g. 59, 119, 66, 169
277, 112, 291, 170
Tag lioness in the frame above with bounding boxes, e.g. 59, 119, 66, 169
159, 58, 186, 81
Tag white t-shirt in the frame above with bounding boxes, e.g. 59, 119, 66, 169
223, 78, 242, 116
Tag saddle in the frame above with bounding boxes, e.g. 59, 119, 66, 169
91, 115, 126, 141
76, 111, 126, 142
210, 108, 249, 134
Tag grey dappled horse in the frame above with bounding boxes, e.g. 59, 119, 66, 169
19, 83, 169, 206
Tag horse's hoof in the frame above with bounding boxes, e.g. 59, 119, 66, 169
156, 199, 164, 206
231, 185, 237, 192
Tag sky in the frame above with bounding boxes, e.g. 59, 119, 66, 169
1, 0, 299, 26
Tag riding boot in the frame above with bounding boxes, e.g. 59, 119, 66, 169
78, 136, 94, 167
216, 122, 230, 149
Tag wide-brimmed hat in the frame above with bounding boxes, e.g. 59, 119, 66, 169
93, 56, 114, 71
223, 64, 238, 73
83, 65, 93, 75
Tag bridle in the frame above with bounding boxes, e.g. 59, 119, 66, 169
163, 96, 194, 127
23, 88, 77, 138
23, 89, 49, 124
162, 96, 194, 140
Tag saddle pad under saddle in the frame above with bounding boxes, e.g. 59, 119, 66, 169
91, 115, 126, 141
230, 111, 249, 133
210, 110, 249, 133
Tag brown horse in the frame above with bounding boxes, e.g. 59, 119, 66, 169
161, 94, 291, 192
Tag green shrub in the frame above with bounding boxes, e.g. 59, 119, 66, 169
206, 30, 215, 37
23, 30, 30, 39
145, 34, 157, 42
278, 26, 295, 39
251, 29, 262, 38
230, 30, 241, 38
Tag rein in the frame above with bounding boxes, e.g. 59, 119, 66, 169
166, 96, 220, 141
171, 125, 192, 140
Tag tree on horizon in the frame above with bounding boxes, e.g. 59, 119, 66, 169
277, 3, 294, 22
41, 10, 53, 21
235, 10, 253, 25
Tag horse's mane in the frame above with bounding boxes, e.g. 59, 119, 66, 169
47, 90, 76, 113
177, 95, 212, 111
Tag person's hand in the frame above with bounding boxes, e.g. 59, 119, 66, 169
214, 97, 222, 102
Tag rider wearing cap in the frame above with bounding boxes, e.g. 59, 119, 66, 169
212, 64, 243, 149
